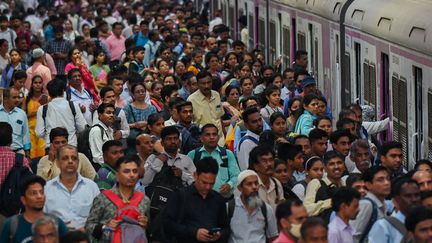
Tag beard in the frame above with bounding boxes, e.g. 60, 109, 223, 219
245, 192, 263, 209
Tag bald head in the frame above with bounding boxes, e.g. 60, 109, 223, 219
136, 133, 153, 155
413, 170, 432, 192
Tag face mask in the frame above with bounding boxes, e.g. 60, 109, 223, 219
289, 223, 302, 239
144, 81, 152, 90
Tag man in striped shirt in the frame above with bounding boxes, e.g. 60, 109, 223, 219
94, 140, 124, 190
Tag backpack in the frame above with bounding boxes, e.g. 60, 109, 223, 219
146, 164, 185, 241
193, 146, 229, 169
315, 180, 339, 223
42, 101, 77, 125
227, 198, 268, 233
0, 154, 32, 217
238, 135, 259, 151
359, 197, 378, 243
102, 189, 147, 243
176, 124, 202, 154
76, 124, 105, 164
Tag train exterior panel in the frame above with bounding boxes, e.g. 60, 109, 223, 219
217, 0, 432, 168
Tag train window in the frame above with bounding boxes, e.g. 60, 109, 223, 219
369, 64, 377, 113
259, 18, 266, 51
270, 21, 277, 61
343, 53, 351, 106
428, 90, 432, 160
249, 14, 254, 49
282, 27, 290, 67
298, 32, 306, 52
314, 38, 319, 81
392, 75, 409, 167
229, 6, 235, 37
363, 61, 371, 108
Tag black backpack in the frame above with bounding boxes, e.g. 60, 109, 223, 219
147, 164, 185, 242
76, 124, 105, 166
315, 180, 339, 223
0, 154, 33, 217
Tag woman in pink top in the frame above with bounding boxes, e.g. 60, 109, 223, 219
64, 47, 99, 102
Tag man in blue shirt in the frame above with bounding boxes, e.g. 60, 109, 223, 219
188, 123, 240, 198
44, 144, 100, 231
0, 88, 31, 155
133, 20, 149, 47
368, 176, 421, 243
0, 175, 68, 243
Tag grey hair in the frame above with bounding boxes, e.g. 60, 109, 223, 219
56, 144, 78, 160
350, 139, 370, 158
31, 215, 58, 235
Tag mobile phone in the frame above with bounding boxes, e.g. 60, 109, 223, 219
208, 227, 221, 235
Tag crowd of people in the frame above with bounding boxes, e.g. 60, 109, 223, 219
0, 0, 431, 243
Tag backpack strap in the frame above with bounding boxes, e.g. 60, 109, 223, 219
260, 203, 268, 234
65, 88, 72, 101
8, 214, 19, 241
42, 104, 48, 124
103, 189, 126, 209
359, 197, 378, 243
192, 148, 203, 165
238, 135, 259, 151
227, 199, 235, 219
92, 124, 107, 140
270, 177, 280, 204
115, 107, 121, 117
15, 153, 24, 166
68, 101, 76, 117
219, 147, 228, 166
128, 191, 144, 207
383, 215, 407, 235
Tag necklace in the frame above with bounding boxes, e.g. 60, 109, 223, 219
119, 190, 130, 204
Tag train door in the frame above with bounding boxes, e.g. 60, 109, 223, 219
413, 66, 424, 161
428, 88, 432, 160
380, 53, 391, 142
291, 18, 296, 60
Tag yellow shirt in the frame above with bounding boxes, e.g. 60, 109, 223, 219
303, 177, 346, 216
37, 152, 97, 181
188, 90, 225, 146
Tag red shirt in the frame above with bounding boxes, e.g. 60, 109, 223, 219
273, 232, 296, 243
0, 146, 30, 187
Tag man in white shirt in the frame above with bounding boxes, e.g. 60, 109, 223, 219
143, 126, 195, 186
66, 68, 96, 125
229, 170, 278, 243
44, 144, 99, 231
0, 16, 16, 51
236, 107, 263, 171
89, 103, 115, 166
36, 79, 87, 147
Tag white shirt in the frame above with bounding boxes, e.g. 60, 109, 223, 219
92, 107, 130, 138
44, 174, 100, 229
35, 97, 87, 147
142, 153, 196, 186
0, 28, 17, 51
67, 87, 94, 125
89, 121, 114, 165
236, 130, 260, 171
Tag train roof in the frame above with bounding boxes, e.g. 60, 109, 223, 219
272, 0, 347, 22
344, 0, 432, 56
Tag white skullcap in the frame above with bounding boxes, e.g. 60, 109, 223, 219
237, 170, 259, 187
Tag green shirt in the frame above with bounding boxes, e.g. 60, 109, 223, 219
94, 163, 116, 190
